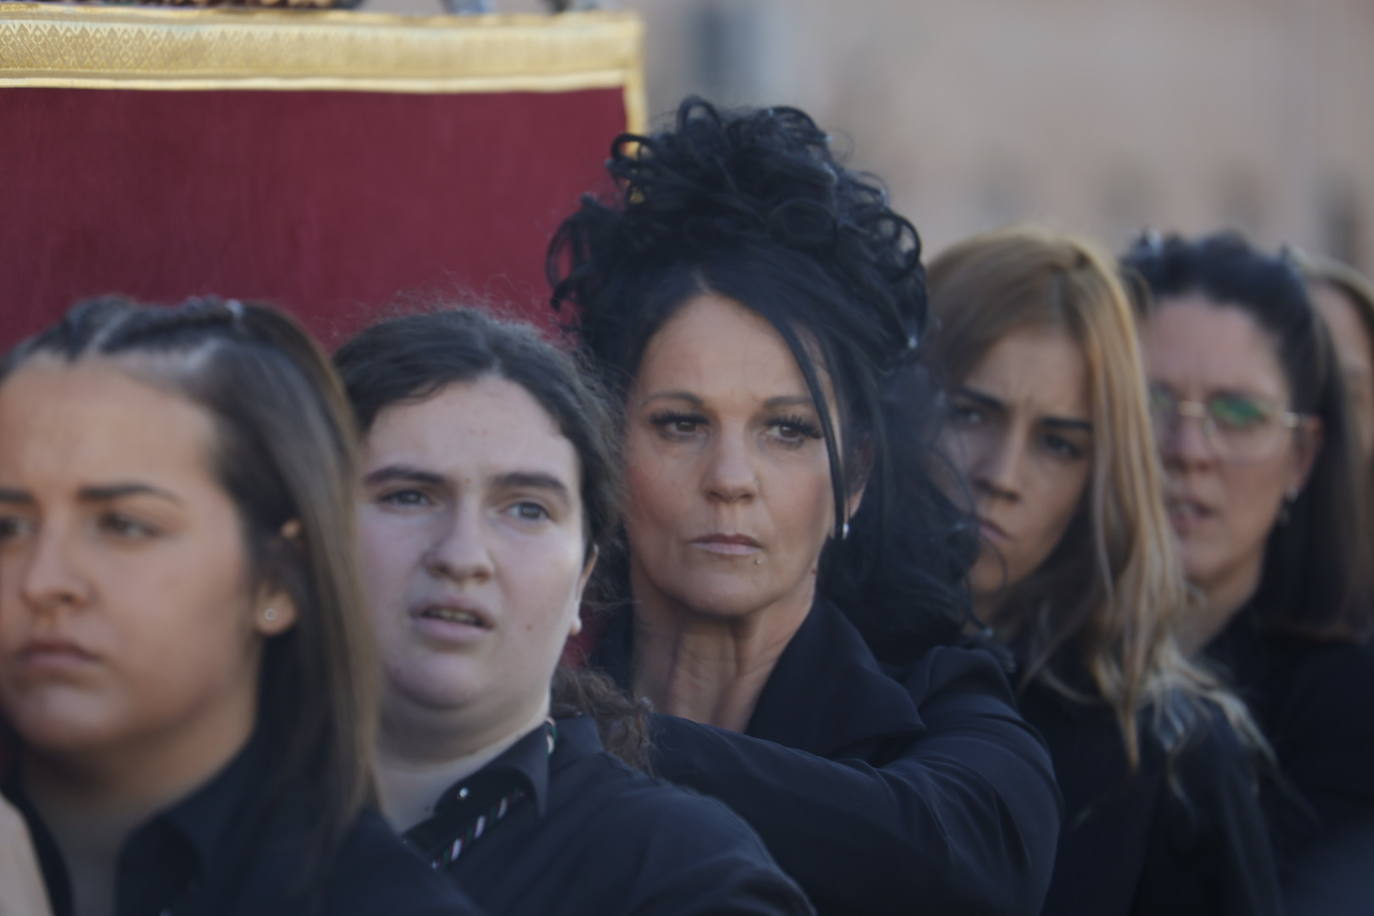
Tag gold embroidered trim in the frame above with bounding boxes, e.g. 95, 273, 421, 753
0, 3, 646, 129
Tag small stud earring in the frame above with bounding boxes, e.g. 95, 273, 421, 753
841, 520, 850, 540
263, 607, 278, 624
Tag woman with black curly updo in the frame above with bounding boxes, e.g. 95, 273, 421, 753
548, 98, 1061, 915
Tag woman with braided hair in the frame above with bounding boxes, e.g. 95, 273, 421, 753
548, 98, 1060, 915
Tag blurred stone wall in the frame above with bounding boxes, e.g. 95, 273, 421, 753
370, 0, 1374, 270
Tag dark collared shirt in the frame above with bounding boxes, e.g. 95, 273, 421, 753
414, 714, 813, 915
593, 598, 1062, 916
5, 734, 481, 916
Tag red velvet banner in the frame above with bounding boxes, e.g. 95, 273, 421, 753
0, 86, 623, 346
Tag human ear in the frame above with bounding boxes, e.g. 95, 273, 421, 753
253, 591, 298, 637
844, 481, 868, 529
842, 444, 874, 530
254, 518, 303, 637
1288, 416, 1324, 494
568, 545, 599, 638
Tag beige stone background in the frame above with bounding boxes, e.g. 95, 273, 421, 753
371, 0, 1374, 271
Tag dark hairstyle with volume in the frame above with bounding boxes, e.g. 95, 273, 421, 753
0, 294, 374, 875
1122, 231, 1373, 642
548, 96, 974, 658
335, 307, 620, 561
334, 307, 648, 767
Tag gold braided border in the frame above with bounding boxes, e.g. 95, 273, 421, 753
0, 2, 646, 130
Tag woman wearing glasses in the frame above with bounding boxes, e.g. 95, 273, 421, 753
925, 226, 1277, 915
1124, 231, 1374, 911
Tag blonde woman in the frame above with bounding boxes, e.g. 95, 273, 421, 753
925, 226, 1277, 915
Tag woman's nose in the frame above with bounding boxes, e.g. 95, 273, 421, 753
972, 431, 1024, 501
18, 524, 90, 612
423, 507, 493, 583
702, 432, 759, 503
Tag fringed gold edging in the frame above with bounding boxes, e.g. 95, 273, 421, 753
0, 3, 646, 129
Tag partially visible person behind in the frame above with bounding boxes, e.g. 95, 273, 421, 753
1123, 232, 1374, 911
925, 226, 1278, 915
0, 297, 479, 916
335, 307, 813, 916
1296, 251, 1374, 496
548, 97, 1061, 915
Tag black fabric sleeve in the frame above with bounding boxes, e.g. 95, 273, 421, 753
648, 645, 1061, 915
612, 786, 817, 916
1131, 713, 1281, 916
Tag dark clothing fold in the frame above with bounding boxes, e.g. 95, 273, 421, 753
1208, 608, 1374, 913
593, 598, 1062, 916
5, 733, 481, 916
1021, 680, 1280, 915
422, 714, 814, 916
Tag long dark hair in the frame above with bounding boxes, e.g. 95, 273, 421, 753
548, 97, 974, 661
334, 306, 649, 768
0, 295, 374, 871
1123, 231, 1373, 642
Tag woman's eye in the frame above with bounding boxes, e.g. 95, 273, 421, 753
379, 489, 432, 508
649, 411, 706, 439
1042, 433, 1086, 461
768, 415, 823, 446
1209, 395, 1269, 430
947, 403, 985, 426
0, 515, 32, 541
98, 512, 158, 539
507, 501, 550, 522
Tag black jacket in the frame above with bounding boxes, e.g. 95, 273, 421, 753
5, 732, 481, 916
414, 714, 814, 915
1021, 679, 1280, 915
594, 598, 1061, 915
1208, 608, 1374, 913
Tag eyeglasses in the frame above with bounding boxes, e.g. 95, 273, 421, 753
1148, 385, 1306, 463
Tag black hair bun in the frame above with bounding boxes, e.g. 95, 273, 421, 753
551, 96, 926, 374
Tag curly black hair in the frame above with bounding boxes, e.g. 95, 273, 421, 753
548, 97, 975, 659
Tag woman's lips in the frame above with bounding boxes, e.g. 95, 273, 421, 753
15, 638, 100, 677
1165, 496, 1215, 534
691, 533, 762, 556
409, 601, 493, 644
977, 516, 1009, 544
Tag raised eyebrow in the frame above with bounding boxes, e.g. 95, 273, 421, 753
638, 390, 704, 409
953, 386, 1005, 412
762, 395, 816, 411
78, 483, 182, 505
1040, 417, 1093, 433
1210, 388, 1280, 405
362, 465, 447, 489
493, 471, 573, 503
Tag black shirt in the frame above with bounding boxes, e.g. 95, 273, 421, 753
5, 734, 482, 916
1020, 679, 1279, 915
1208, 608, 1374, 912
409, 714, 814, 915
593, 598, 1062, 916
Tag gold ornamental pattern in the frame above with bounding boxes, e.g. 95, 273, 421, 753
0, 3, 646, 129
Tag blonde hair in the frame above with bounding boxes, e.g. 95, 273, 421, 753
926, 225, 1260, 766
